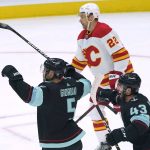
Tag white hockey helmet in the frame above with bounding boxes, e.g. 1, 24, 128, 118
79, 3, 100, 18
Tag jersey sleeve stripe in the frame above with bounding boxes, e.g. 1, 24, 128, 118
29, 86, 43, 106
124, 60, 134, 73
93, 119, 108, 131
112, 48, 129, 62
78, 78, 91, 97
113, 54, 129, 62
73, 57, 87, 65
130, 114, 150, 128
72, 58, 87, 66
72, 58, 87, 70
125, 68, 134, 73
26, 85, 33, 103
99, 73, 109, 86
71, 63, 84, 71
40, 131, 85, 148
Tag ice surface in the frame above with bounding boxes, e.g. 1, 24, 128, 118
0, 12, 150, 150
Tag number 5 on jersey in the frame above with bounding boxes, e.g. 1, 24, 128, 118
67, 98, 75, 113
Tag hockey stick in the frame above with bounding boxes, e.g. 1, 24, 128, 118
75, 105, 96, 123
90, 76, 121, 150
75, 103, 117, 123
95, 106, 121, 150
0, 22, 49, 59
0, 22, 118, 119
106, 104, 118, 114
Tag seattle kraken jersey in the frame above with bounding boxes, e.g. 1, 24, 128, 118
118, 93, 150, 144
118, 94, 150, 128
30, 77, 91, 148
9, 76, 91, 149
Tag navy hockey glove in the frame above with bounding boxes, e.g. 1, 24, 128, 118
1, 65, 23, 81
64, 64, 75, 77
64, 64, 86, 80
97, 88, 118, 102
106, 128, 127, 146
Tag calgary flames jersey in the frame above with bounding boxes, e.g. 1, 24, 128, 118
71, 22, 134, 88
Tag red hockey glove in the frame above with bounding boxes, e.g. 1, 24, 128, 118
109, 71, 122, 89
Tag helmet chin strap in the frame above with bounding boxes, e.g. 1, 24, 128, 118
86, 15, 94, 32
87, 21, 91, 31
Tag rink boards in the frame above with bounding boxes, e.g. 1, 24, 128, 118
0, 0, 150, 19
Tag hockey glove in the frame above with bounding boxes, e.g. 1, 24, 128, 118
106, 127, 127, 146
64, 63, 87, 80
1, 65, 23, 81
64, 64, 76, 77
109, 71, 122, 89
97, 88, 118, 103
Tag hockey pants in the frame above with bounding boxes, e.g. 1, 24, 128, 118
89, 101, 109, 142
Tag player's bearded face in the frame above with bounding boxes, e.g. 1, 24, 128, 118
79, 13, 88, 29
42, 68, 48, 81
116, 83, 130, 98
42, 67, 54, 81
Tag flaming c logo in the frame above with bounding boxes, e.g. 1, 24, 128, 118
82, 46, 101, 67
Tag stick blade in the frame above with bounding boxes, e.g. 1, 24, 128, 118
0, 22, 11, 30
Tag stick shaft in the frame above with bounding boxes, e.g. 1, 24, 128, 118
90, 76, 120, 150
11, 28, 49, 59
96, 106, 121, 150
75, 105, 96, 123
0, 22, 49, 59
106, 105, 118, 114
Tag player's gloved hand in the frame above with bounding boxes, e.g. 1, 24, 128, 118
106, 127, 127, 146
64, 64, 76, 77
1, 65, 23, 81
109, 70, 122, 89
97, 88, 118, 102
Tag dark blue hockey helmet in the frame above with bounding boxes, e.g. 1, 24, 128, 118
118, 73, 141, 94
44, 58, 66, 78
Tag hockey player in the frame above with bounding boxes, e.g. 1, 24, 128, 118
1, 58, 91, 150
97, 73, 150, 150
71, 2, 134, 149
